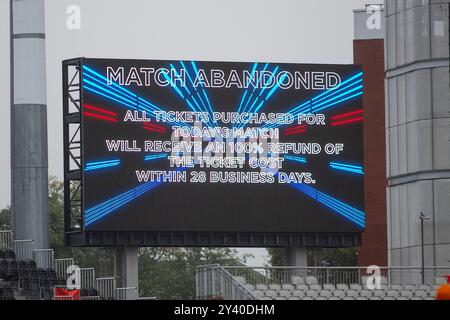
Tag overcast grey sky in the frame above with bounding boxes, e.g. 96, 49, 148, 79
0, 0, 382, 264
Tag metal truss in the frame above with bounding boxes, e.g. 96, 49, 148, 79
63, 58, 84, 239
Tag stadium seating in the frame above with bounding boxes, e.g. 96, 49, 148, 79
0, 248, 71, 300
1, 232, 139, 300
0, 287, 15, 300
234, 275, 441, 300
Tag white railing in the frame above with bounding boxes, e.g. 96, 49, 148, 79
80, 268, 96, 289
33, 249, 54, 269
116, 287, 138, 300
196, 264, 256, 300
80, 296, 101, 300
137, 296, 158, 300
197, 265, 450, 300
221, 266, 450, 287
96, 277, 116, 300
13, 239, 35, 260
0, 230, 13, 250
54, 295, 75, 300
55, 258, 75, 280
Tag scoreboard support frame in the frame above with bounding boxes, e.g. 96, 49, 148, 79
63, 58, 85, 244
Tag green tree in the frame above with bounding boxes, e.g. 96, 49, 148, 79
0, 207, 10, 229
48, 177, 64, 250
266, 247, 358, 267
308, 247, 358, 267
266, 248, 285, 266
139, 247, 246, 299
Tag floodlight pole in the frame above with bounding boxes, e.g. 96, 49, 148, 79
10, 0, 49, 249
419, 212, 430, 284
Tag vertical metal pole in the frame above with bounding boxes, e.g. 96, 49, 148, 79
419, 212, 430, 284
211, 268, 216, 297
195, 268, 199, 299
421, 217, 425, 284
10, 0, 49, 249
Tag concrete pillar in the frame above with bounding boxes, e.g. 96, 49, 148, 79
284, 247, 308, 266
10, 0, 49, 249
115, 247, 139, 300
284, 247, 308, 281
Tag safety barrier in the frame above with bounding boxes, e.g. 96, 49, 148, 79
221, 266, 450, 286
55, 258, 75, 280
196, 264, 255, 300
80, 296, 101, 300
96, 277, 116, 300
116, 287, 138, 300
0, 230, 13, 250
33, 249, 55, 269
80, 268, 96, 289
13, 239, 35, 260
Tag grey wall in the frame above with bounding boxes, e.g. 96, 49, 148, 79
385, 0, 450, 279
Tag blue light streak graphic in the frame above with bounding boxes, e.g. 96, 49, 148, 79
83, 85, 137, 110
85, 159, 120, 172
169, 63, 215, 128
311, 79, 362, 107
162, 69, 185, 99
236, 64, 290, 130
291, 183, 365, 228
284, 155, 307, 164
242, 66, 280, 115
236, 63, 258, 115
329, 162, 364, 175
179, 61, 215, 123
144, 153, 168, 162
82, 65, 186, 127
310, 72, 362, 103
250, 68, 287, 115
84, 168, 187, 226
190, 61, 216, 120
83, 79, 138, 107
312, 86, 363, 112
84, 180, 162, 226
83, 65, 138, 100
83, 72, 136, 101
312, 91, 363, 113
265, 71, 287, 101
288, 72, 363, 115
264, 72, 363, 129
239, 63, 269, 115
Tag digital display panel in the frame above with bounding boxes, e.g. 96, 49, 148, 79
80, 58, 365, 234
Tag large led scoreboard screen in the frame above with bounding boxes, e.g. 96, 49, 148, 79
80, 58, 365, 234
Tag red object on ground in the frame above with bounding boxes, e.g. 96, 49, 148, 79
54, 288, 80, 300
436, 276, 450, 300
